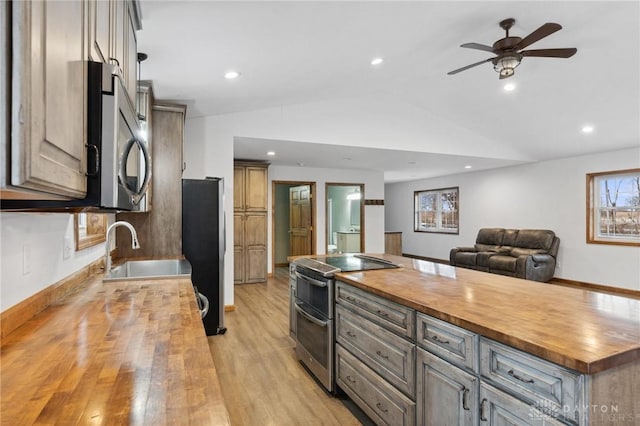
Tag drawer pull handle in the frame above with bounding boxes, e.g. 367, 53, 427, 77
346, 331, 357, 338
376, 310, 389, 317
431, 335, 450, 345
480, 398, 488, 421
376, 350, 389, 359
346, 296, 356, 302
376, 402, 388, 413
508, 369, 535, 384
461, 387, 470, 410
346, 375, 356, 383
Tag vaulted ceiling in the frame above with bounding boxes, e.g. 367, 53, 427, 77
138, 1, 639, 182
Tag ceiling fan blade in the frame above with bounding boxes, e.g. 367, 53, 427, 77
460, 42, 495, 53
447, 57, 495, 75
516, 23, 562, 50
522, 48, 577, 58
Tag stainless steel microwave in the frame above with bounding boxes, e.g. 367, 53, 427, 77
89, 61, 150, 211
1, 62, 150, 212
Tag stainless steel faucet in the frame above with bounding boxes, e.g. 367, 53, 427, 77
105, 221, 140, 273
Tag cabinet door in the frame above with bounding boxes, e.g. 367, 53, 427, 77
124, 2, 137, 101
244, 166, 268, 211
245, 246, 267, 283
479, 382, 564, 426
417, 348, 479, 426
233, 166, 245, 211
87, 0, 110, 62
233, 213, 245, 284
244, 213, 267, 283
10, 1, 87, 198
112, 0, 125, 77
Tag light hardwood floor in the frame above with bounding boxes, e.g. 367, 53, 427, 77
208, 268, 368, 425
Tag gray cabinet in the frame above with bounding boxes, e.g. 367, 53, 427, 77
3, 0, 88, 199
3, 0, 141, 201
480, 382, 565, 426
335, 281, 417, 425
336, 281, 415, 339
336, 305, 416, 398
479, 338, 583, 425
416, 348, 479, 426
88, 0, 140, 105
337, 345, 415, 426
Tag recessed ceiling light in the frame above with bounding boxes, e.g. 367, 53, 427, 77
503, 83, 516, 92
267, 151, 275, 156
370, 57, 384, 66
224, 70, 240, 79
582, 125, 594, 133
464, 165, 472, 169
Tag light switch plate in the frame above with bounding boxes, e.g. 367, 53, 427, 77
22, 244, 31, 275
63, 236, 73, 260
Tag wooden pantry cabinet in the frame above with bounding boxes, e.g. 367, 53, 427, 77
234, 162, 268, 284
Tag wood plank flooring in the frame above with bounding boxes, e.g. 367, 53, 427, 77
208, 268, 368, 425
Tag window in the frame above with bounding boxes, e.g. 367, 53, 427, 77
74, 213, 107, 250
587, 169, 640, 246
414, 187, 459, 234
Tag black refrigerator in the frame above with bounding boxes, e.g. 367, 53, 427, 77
182, 178, 226, 335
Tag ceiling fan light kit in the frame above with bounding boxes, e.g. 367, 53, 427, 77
448, 17, 577, 79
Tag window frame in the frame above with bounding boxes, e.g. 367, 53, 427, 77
414, 186, 459, 234
586, 168, 640, 246
74, 213, 107, 250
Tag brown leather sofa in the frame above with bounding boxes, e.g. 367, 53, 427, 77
449, 228, 560, 282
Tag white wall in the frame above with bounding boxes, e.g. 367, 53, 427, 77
385, 147, 640, 290
268, 165, 385, 271
0, 213, 109, 311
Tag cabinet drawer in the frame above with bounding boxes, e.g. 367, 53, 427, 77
416, 313, 479, 373
480, 382, 565, 426
336, 305, 416, 398
337, 345, 415, 426
480, 338, 583, 425
336, 280, 415, 339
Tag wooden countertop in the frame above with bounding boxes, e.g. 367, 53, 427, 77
0, 274, 230, 425
332, 254, 640, 375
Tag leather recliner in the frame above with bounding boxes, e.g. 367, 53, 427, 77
449, 228, 560, 282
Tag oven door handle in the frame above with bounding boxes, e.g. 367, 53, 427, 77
294, 271, 328, 288
294, 302, 328, 328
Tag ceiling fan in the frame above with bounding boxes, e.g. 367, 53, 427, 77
448, 18, 577, 79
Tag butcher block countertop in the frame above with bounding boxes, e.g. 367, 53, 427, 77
0, 275, 230, 425
332, 254, 640, 375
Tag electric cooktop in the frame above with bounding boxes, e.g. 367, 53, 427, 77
296, 254, 400, 277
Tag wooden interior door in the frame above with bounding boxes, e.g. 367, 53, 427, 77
289, 185, 312, 256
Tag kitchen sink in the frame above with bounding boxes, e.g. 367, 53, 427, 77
104, 259, 192, 282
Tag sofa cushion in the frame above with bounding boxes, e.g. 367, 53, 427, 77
487, 255, 517, 272
510, 247, 548, 257
502, 229, 519, 246
475, 243, 500, 252
455, 252, 477, 267
476, 252, 497, 268
515, 229, 555, 250
476, 228, 505, 246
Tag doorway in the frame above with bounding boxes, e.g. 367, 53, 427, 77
326, 183, 364, 254
272, 181, 316, 268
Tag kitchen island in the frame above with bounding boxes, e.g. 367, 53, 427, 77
0, 274, 230, 425
331, 254, 640, 425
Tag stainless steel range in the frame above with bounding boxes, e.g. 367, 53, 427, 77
291, 254, 400, 392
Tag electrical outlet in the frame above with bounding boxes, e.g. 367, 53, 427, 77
63, 236, 73, 260
22, 244, 31, 275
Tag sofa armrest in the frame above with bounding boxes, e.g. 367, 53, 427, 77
449, 246, 477, 266
516, 254, 556, 282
